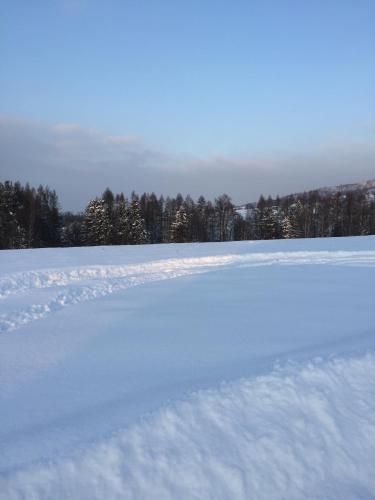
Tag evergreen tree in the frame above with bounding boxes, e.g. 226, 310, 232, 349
170, 206, 189, 243
194, 195, 208, 242
83, 199, 111, 245
140, 192, 163, 243
0, 182, 25, 249
162, 196, 175, 243
127, 193, 150, 244
261, 206, 281, 239
282, 201, 304, 239
114, 195, 131, 244
102, 188, 115, 243
281, 215, 293, 239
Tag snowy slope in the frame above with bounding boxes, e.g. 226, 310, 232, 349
0, 236, 375, 499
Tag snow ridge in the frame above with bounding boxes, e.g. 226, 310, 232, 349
1, 351, 375, 500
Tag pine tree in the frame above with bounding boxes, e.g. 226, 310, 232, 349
62, 221, 83, 247
114, 195, 130, 244
282, 201, 304, 239
83, 199, 111, 245
281, 215, 294, 239
0, 181, 26, 249
170, 206, 189, 243
127, 193, 150, 244
261, 206, 281, 239
102, 188, 116, 243
140, 192, 163, 243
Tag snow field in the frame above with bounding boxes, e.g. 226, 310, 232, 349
0, 236, 375, 499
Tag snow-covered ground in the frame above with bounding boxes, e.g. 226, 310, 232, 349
0, 236, 375, 499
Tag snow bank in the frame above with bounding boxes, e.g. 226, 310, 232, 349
2, 352, 375, 500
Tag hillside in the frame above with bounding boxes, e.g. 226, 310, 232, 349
237, 178, 375, 211
314, 179, 375, 196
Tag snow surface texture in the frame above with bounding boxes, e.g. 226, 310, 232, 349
2, 354, 375, 500
1, 236, 375, 499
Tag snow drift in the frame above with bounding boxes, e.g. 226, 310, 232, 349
1, 352, 375, 500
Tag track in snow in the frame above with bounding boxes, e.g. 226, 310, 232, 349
1, 250, 375, 334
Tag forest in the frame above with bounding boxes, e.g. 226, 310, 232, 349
0, 180, 374, 249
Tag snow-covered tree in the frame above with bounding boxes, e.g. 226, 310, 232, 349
282, 201, 304, 239
170, 206, 189, 243
83, 199, 111, 245
127, 193, 150, 244
281, 215, 293, 239
114, 196, 130, 244
0, 181, 26, 249
261, 206, 281, 239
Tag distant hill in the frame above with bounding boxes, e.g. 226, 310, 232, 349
296, 179, 375, 198
236, 179, 375, 212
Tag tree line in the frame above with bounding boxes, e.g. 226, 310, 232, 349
0, 181, 60, 249
0, 180, 374, 249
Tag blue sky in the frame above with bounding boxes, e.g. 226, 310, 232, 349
1, 0, 374, 208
